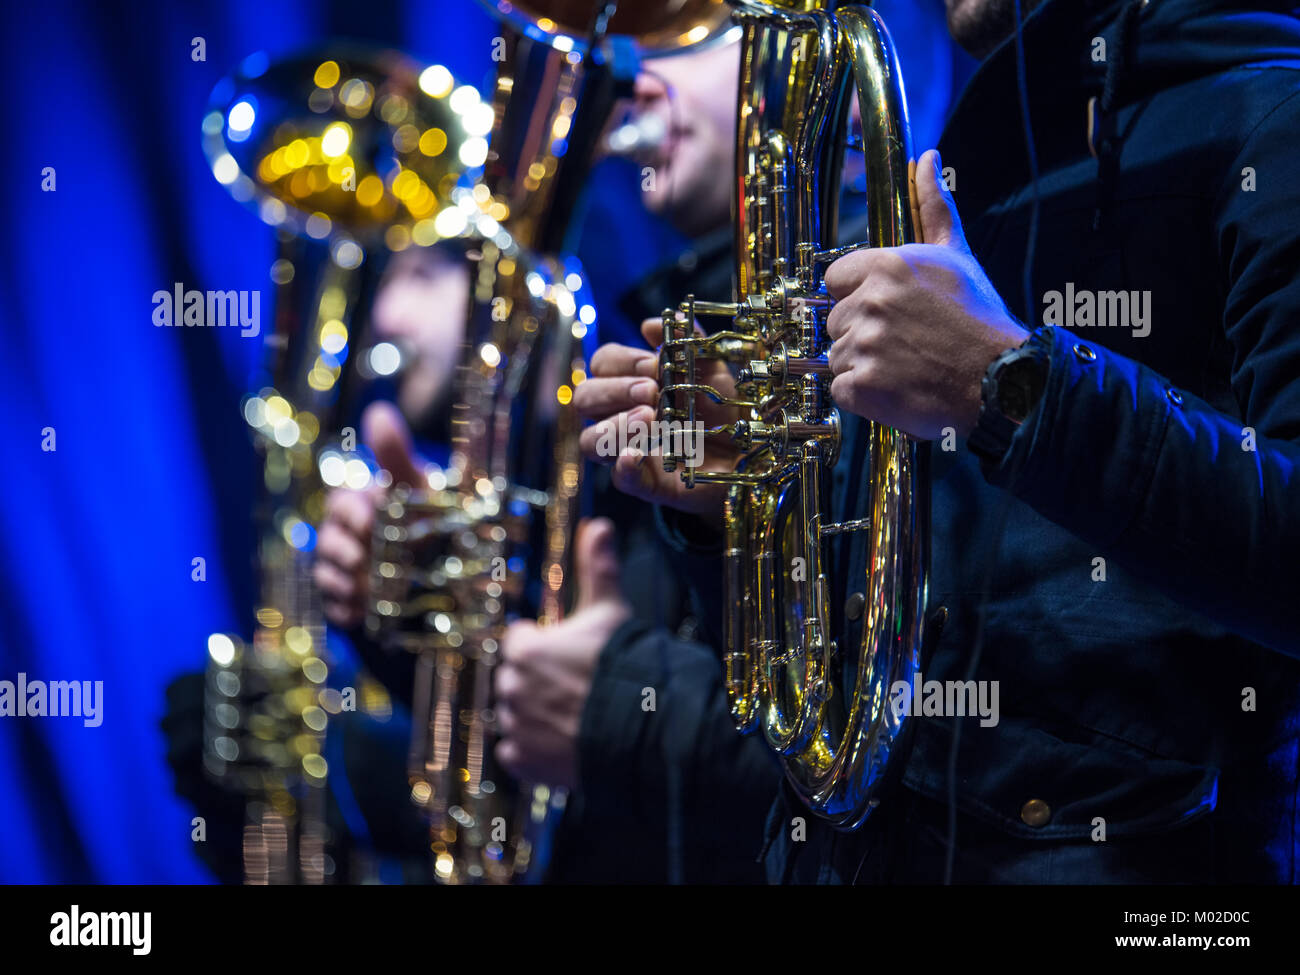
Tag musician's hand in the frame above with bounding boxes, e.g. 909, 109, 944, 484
314, 402, 426, 628
494, 518, 631, 788
825, 148, 1030, 440
574, 318, 740, 523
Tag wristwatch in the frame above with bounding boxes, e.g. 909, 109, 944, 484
967, 329, 1051, 465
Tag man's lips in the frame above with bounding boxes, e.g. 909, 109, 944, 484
644, 127, 686, 175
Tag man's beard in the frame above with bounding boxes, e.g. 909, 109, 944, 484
946, 0, 1049, 59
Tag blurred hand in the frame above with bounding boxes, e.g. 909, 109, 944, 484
574, 317, 742, 524
825, 149, 1029, 439
314, 401, 427, 628
493, 518, 631, 788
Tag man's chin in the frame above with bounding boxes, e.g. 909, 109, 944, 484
946, 0, 1036, 59
642, 173, 674, 218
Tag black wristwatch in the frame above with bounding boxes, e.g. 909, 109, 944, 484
967, 330, 1051, 465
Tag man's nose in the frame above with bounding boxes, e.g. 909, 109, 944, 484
633, 69, 668, 105
369, 293, 410, 340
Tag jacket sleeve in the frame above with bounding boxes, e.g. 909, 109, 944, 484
982, 94, 1300, 657
578, 615, 781, 881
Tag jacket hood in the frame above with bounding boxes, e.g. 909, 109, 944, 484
1110, 0, 1300, 96
936, 0, 1300, 215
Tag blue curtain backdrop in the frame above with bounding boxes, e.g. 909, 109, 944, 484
0, 0, 964, 882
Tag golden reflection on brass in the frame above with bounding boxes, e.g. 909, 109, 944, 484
203, 49, 479, 241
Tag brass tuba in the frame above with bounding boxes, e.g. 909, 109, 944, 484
656, 0, 928, 829
200, 46, 477, 883
363, 0, 732, 883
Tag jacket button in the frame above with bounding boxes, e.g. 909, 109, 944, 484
845, 591, 865, 621
1020, 798, 1052, 827
1166, 388, 1184, 407
1072, 343, 1096, 362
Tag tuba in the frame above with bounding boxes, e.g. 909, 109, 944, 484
656, 0, 928, 829
200, 46, 477, 882
363, 0, 732, 883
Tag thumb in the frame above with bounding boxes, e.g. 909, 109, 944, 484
914, 148, 968, 251
573, 517, 622, 612
641, 315, 706, 350
640, 316, 665, 349
361, 401, 426, 489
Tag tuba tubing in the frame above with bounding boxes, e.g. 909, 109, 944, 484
657, 1, 929, 830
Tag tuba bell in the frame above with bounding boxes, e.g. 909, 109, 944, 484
656, 0, 929, 829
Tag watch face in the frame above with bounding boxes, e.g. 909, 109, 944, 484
1001, 384, 1030, 423
999, 354, 1047, 424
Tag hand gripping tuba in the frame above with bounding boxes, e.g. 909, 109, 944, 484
657, 1, 928, 830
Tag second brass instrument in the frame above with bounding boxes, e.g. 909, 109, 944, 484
657, 0, 929, 830
363, 0, 732, 883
